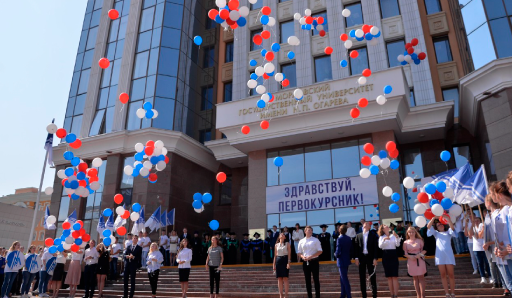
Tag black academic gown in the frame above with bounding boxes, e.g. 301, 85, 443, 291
318, 232, 332, 261
264, 237, 272, 263
191, 237, 202, 265
251, 238, 264, 264
240, 239, 251, 264
227, 239, 238, 264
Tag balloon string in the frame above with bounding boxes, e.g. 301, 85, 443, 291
120, 104, 125, 114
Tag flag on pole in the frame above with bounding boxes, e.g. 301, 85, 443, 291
166, 209, 175, 226
65, 209, 77, 225
114, 215, 127, 230
44, 119, 55, 167
160, 208, 167, 229
97, 216, 106, 235
106, 213, 114, 232
43, 206, 56, 230
144, 206, 161, 232
138, 207, 145, 233
449, 163, 473, 196
455, 165, 489, 207
131, 207, 145, 235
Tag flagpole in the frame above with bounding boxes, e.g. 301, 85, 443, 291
28, 150, 49, 248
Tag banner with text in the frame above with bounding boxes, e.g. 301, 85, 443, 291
266, 176, 379, 214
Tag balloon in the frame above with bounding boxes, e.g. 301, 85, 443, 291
294, 13, 301, 20
448, 204, 462, 217
389, 203, 399, 213
350, 108, 360, 118
385, 141, 396, 152
237, 16, 247, 27
389, 149, 399, 159
344, 40, 353, 49
44, 187, 54, 196
260, 120, 269, 130
253, 34, 262, 45
217, 172, 227, 183
350, 50, 359, 59
355, 29, 364, 38
371, 155, 381, 166
193, 193, 202, 201
65, 133, 77, 143
415, 216, 427, 227
119, 92, 129, 104
273, 157, 284, 167
439, 214, 450, 225
357, 97, 368, 108
56, 128, 67, 138
324, 47, 333, 55
271, 43, 281, 53
264, 63, 275, 73
383, 85, 393, 94
424, 209, 434, 220
363, 143, 374, 154
443, 187, 454, 198
378, 150, 387, 159
136, 108, 146, 119
130, 212, 140, 221
72, 223, 81, 231
215, 0, 226, 7
69, 139, 82, 149
414, 203, 427, 215
382, 186, 393, 197
103, 238, 112, 246
440, 150, 451, 162
403, 177, 415, 189
192, 200, 202, 209
390, 160, 399, 170
342, 8, 351, 17
265, 52, 274, 61
103, 208, 112, 217
358, 77, 367, 85
369, 165, 379, 175
62, 222, 71, 230
429, 199, 440, 207
391, 192, 400, 202
418, 52, 427, 60
117, 226, 127, 236
121, 210, 130, 219
99, 58, 110, 69
261, 30, 271, 40
114, 194, 123, 204
360, 168, 371, 178
362, 69, 371, 77
116, 206, 125, 215
418, 192, 429, 203
46, 215, 56, 225
132, 203, 141, 212
208, 9, 219, 20
91, 157, 102, 168
425, 183, 436, 195
287, 51, 295, 59
370, 26, 380, 35
361, 156, 371, 166
209, 220, 220, 230
340, 59, 348, 67
436, 181, 447, 193
380, 158, 390, 169
108, 9, 119, 20
411, 38, 419, 46
45, 238, 54, 247
432, 204, 444, 216
441, 198, 453, 210
376, 95, 386, 105
203, 193, 213, 204
260, 15, 269, 25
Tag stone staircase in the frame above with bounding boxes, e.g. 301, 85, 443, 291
58, 255, 504, 297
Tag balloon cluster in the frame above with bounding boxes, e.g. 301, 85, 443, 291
192, 192, 212, 213
397, 38, 426, 66
45, 220, 91, 253
294, 9, 326, 35
208, 0, 250, 30
123, 140, 169, 183
57, 156, 104, 200
136, 102, 158, 120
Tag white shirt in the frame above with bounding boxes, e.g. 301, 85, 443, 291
5, 251, 25, 273
378, 234, 400, 250
492, 207, 510, 264
41, 251, 54, 271
473, 223, 485, 251
71, 252, 83, 261
363, 231, 369, 254
146, 251, 164, 273
56, 254, 67, 264
124, 239, 133, 250
140, 237, 151, 252
466, 222, 473, 243
110, 243, 122, 258
346, 227, 357, 239
84, 248, 99, 265
177, 248, 193, 269
159, 235, 169, 249
292, 229, 304, 241
297, 236, 322, 258
23, 253, 42, 274
454, 215, 463, 233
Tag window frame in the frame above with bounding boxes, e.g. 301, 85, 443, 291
379, 0, 401, 19
433, 36, 453, 63
349, 46, 369, 76
314, 55, 333, 83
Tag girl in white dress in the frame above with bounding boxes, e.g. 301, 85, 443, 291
169, 230, 180, 266
427, 215, 456, 298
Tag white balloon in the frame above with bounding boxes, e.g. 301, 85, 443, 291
355, 29, 364, 38
360, 168, 371, 179
229, 10, 240, 21
116, 206, 125, 216
62, 243, 72, 250
154, 140, 164, 149
143, 161, 152, 169
80, 242, 87, 248
248, 0, 257, 4
448, 204, 462, 217
432, 204, 444, 216
65, 237, 74, 245
261, 93, 270, 102
57, 170, 67, 179
44, 187, 54, 195
316, 25, 324, 31
92, 158, 103, 168
124, 165, 133, 175
162, 147, 168, 156
135, 143, 144, 152
382, 186, 393, 197
274, 73, 284, 82
415, 216, 427, 228
403, 177, 415, 189
342, 9, 351, 17
67, 174, 77, 181
370, 26, 380, 35
64, 188, 75, 195
294, 13, 301, 20
139, 167, 150, 177
344, 40, 353, 49
414, 204, 426, 215
397, 54, 405, 62
371, 155, 381, 166
304, 9, 312, 16
89, 181, 100, 191
46, 215, 56, 225
451, 215, 457, 223
239, 6, 249, 17
215, 0, 226, 7
152, 109, 159, 119
134, 161, 142, 167
264, 62, 275, 73
299, 17, 306, 25
358, 76, 367, 85
404, 55, 413, 63
153, 147, 162, 156
256, 85, 266, 94
136, 108, 145, 119
380, 158, 390, 169
294, 89, 304, 99
443, 188, 454, 198
194, 205, 205, 213
376, 95, 387, 105
287, 36, 299, 46
255, 66, 264, 76
46, 123, 58, 134
414, 48, 422, 55
247, 79, 257, 89
130, 212, 140, 222
110, 235, 116, 243
268, 17, 276, 27
221, 21, 228, 28
156, 161, 167, 171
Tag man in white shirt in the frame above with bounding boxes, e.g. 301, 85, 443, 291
297, 226, 323, 298
159, 230, 170, 266
83, 240, 99, 298
109, 237, 122, 280
354, 221, 379, 298
124, 233, 133, 252
139, 232, 150, 268
346, 222, 357, 239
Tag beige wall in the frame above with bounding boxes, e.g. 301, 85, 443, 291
0, 203, 43, 248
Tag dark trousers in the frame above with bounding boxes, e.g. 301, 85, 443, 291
10, 270, 22, 295
209, 266, 220, 294
84, 264, 97, 297
110, 258, 118, 280
475, 251, 491, 278
358, 254, 377, 298
21, 272, 37, 295
160, 247, 169, 266
338, 265, 352, 298
123, 267, 137, 298
302, 259, 320, 298
148, 270, 159, 295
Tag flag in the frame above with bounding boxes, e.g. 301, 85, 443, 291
138, 207, 145, 232
97, 216, 106, 235
44, 119, 55, 166
131, 207, 145, 235
449, 163, 473, 196
160, 208, 167, 229
455, 165, 489, 207
114, 215, 127, 230
106, 213, 114, 232
167, 209, 175, 226
65, 209, 77, 225
144, 206, 161, 232
43, 206, 56, 230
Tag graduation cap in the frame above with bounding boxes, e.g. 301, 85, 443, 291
335, 222, 343, 226
253, 232, 261, 238
267, 229, 272, 233
405, 221, 413, 226
243, 233, 250, 237
396, 220, 403, 224
320, 224, 328, 228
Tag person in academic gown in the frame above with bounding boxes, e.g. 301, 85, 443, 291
318, 224, 332, 261
264, 230, 273, 263
227, 233, 239, 265
240, 233, 251, 264
191, 231, 203, 266
251, 232, 264, 264
332, 222, 342, 260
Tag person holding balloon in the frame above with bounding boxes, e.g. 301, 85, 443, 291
50, 251, 66, 298
426, 215, 456, 298
83, 240, 99, 298
64, 245, 84, 298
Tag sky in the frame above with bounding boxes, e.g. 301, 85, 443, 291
0, 1, 88, 197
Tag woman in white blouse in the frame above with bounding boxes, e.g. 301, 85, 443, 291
292, 223, 304, 262
177, 239, 193, 298
378, 224, 400, 298
146, 243, 164, 298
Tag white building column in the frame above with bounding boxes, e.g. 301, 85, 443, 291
361, 0, 388, 72
294, 0, 314, 87
232, 0, 250, 102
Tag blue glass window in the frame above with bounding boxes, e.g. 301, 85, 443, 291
133, 51, 150, 78
461, 0, 487, 34
281, 63, 296, 89
106, 43, 117, 61
131, 78, 146, 101
78, 69, 91, 95
490, 18, 512, 58
350, 47, 368, 75
279, 148, 305, 185
280, 212, 306, 228
89, 109, 105, 137
280, 20, 295, 44
151, 27, 162, 48
199, 130, 212, 144
126, 101, 143, 130
380, 0, 400, 18
78, 30, 88, 53
404, 148, 424, 179
90, 9, 101, 28
74, 94, 87, 116
161, 27, 181, 49
201, 86, 214, 110
158, 47, 179, 76
69, 72, 80, 97
433, 36, 453, 63
386, 40, 405, 68
82, 50, 94, 70
203, 47, 215, 68
484, 0, 506, 19
345, 3, 364, 27
137, 31, 152, 52
140, 7, 156, 32
156, 75, 176, 98
70, 115, 83, 136
332, 140, 360, 178
224, 82, 232, 102
267, 151, 279, 186
225, 42, 234, 63
312, 12, 328, 36
145, 75, 156, 98
425, 0, 442, 14
98, 88, 109, 110
410, 89, 416, 107
251, 2, 263, 10
153, 97, 175, 130
250, 30, 262, 51
109, 19, 121, 42
335, 207, 364, 223
118, 16, 128, 39
443, 87, 459, 117
163, 2, 183, 29
314, 56, 332, 82
305, 145, 332, 182
308, 209, 334, 226
66, 97, 76, 117
86, 27, 98, 50
75, 53, 84, 72
467, 23, 496, 69
364, 205, 380, 221
453, 145, 472, 170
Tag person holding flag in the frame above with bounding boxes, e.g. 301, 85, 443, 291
21, 245, 42, 298
1, 242, 25, 298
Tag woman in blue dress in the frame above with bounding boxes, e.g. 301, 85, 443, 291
427, 214, 456, 298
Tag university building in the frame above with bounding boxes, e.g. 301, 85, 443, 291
48, 0, 512, 241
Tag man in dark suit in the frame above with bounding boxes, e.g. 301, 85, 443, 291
269, 225, 279, 258
335, 224, 354, 298
123, 235, 142, 298
354, 221, 379, 298
181, 228, 193, 246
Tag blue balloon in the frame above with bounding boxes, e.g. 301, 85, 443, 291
159, 154, 165, 161
305, 24, 312, 30
193, 193, 202, 201
62, 229, 71, 237
202, 193, 213, 204
287, 51, 295, 59
356, 36, 364, 41
389, 203, 399, 213
71, 157, 80, 166
378, 150, 387, 159
267, 71, 275, 77
209, 220, 220, 230
301, 24, 306, 30
237, 17, 247, 27
103, 237, 111, 246
370, 165, 380, 175
349, 30, 356, 37
134, 152, 144, 161
57, 244, 64, 252
249, 60, 257, 67
192, 200, 202, 209
143, 101, 153, 111
376, 207, 379, 210
436, 181, 447, 193
425, 183, 436, 195
132, 203, 141, 212
75, 238, 83, 245
429, 199, 440, 207
70, 180, 79, 190
340, 59, 348, 67
193, 36, 203, 46
88, 186, 94, 194
260, 15, 269, 25
132, 168, 140, 177
250, 73, 258, 80
150, 156, 160, 165
374, 31, 381, 38
257, 100, 266, 109
273, 156, 284, 167
400, 60, 408, 65
390, 160, 399, 170
296, 96, 303, 101
414, 59, 421, 65
261, 49, 267, 57
440, 150, 451, 162
215, 15, 223, 24
54, 238, 62, 246
65, 167, 74, 177
103, 208, 112, 217
271, 43, 280, 52
391, 192, 400, 202
370, 214, 373, 217
411, 53, 418, 60
66, 133, 77, 143
63, 151, 74, 161
71, 194, 80, 200
48, 246, 58, 254
313, 20, 318, 26
76, 172, 86, 180
383, 85, 393, 94
103, 229, 112, 238
149, 178, 157, 184
441, 198, 453, 210
365, 33, 373, 40
135, 163, 144, 170
145, 110, 154, 119
73, 223, 81, 231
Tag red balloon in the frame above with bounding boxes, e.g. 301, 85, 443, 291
319, 30, 326, 37
61, 178, 68, 187
45, 238, 54, 247
228, 0, 239, 10
362, 68, 371, 77
62, 222, 71, 230
76, 220, 84, 228
432, 191, 444, 200
149, 173, 158, 182
358, 97, 368, 108
317, 17, 324, 24
350, 50, 359, 59
230, 23, 238, 30
208, 9, 219, 20
69, 139, 82, 149
119, 93, 129, 104
439, 214, 450, 225
117, 226, 127, 236
350, 107, 360, 119
362, 24, 371, 33
88, 168, 98, 176
253, 34, 262, 45
418, 52, 426, 60
361, 156, 371, 166
261, 6, 271, 15
424, 209, 434, 220
363, 143, 374, 154
71, 244, 79, 252
260, 120, 269, 130
114, 194, 124, 204
324, 47, 333, 55
82, 234, 91, 242
340, 33, 348, 41
261, 30, 271, 39
78, 180, 87, 187
99, 58, 110, 69
72, 231, 80, 239
405, 43, 412, 49
411, 38, 419, 46
108, 9, 119, 20
56, 128, 67, 139
79, 228, 86, 236
219, 9, 230, 20
145, 146, 154, 156
226, 18, 236, 26
305, 16, 313, 24
241, 125, 250, 135
418, 192, 429, 204
146, 140, 155, 147
389, 149, 399, 159
89, 176, 99, 183
121, 210, 130, 219
263, 73, 269, 80
386, 141, 396, 152
269, 94, 275, 102
78, 162, 88, 173
165, 156, 170, 164
216, 172, 227, 183
407, 47, 414, 54
265, 51, 274, 61
282, 79, 290, 87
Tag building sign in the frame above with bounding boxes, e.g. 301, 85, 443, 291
0, 219, 26, 227
266, 176, 379, 214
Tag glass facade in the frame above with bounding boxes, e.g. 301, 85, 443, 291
345, 3, 364, 28
280, 20, 295, 44
350, 47, 369, 75
386, 40, 405, 68
312, 12, 328, 36
380, 0, 400, 19
225, 42, 234, 63
314, 56, 333, 82
453, 145, 472, 170
433, 36, 453, 63
281, 63, 296, 89
425, 0, 442, 14
224, 82, 232, 102
442, 87, 459, 117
